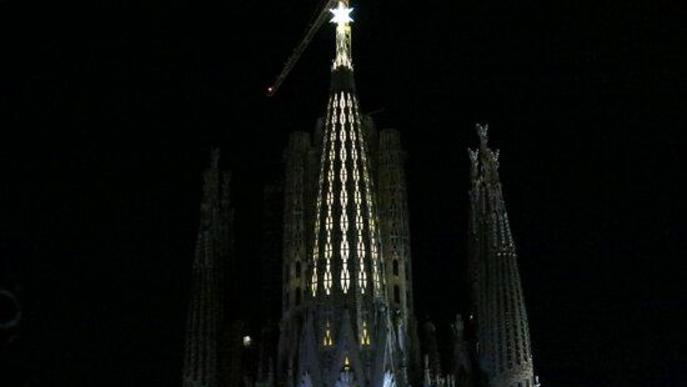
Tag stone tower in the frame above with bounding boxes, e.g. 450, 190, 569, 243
277, 2, 405, 386
183, 149, 234, 387
376, 128, 418, 357
468, 124, 535, 387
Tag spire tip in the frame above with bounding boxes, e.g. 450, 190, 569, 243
476, 123, 489, 144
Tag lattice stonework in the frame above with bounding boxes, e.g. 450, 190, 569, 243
282, 133, 311, 311
311, 98, 334, 297
324, 110, 337, 295
339, 95, 351, 294
351, 103, 367, 294
277, 4, 403, 386
469, 124, 535, 387
311, 90, 383, 300
354, 97, 382, 294
378, 129, 415, 323
183, 150, 232, 387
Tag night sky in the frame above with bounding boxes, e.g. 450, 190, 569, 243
1, 1, 684, 386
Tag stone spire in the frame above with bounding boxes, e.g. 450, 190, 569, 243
468, 124, 535, 387
183, 149, 233, 387
378, 129, 415, 323
277, 2, 403, 386
451, 314, 473, 387
309, 0, 385, 302
377, 128, 420, 378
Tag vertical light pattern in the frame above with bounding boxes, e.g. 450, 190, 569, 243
312, 184, 322, 297
339, 93, 351, 293
313, 90, 383, 298
324, 105, 337, 295
352, 93, 381, 293
311, 97, 334, 297
350, 96, 367, 294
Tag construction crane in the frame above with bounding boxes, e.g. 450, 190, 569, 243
266, 0, 345, 97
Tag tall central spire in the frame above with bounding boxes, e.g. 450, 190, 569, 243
276, 2, 403, 385
310, 0, 384, 302
275, 3, 406, 386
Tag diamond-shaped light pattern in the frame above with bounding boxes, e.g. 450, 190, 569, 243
311, 91, 382, 299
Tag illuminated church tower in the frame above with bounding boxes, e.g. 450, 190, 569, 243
181, 2, 544, 386
277, 2, 408, 386
468, 124, 536, 387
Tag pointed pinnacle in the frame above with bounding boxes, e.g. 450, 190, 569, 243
476, 123, 489, 145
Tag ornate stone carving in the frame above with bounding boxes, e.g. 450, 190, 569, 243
468, 125, 535, 387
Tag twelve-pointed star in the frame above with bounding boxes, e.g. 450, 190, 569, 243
330, 2, 354, 25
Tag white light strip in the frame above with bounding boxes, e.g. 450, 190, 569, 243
311, 96, 334, 297
350, 98, 366, 294
324, 96, 338, 296
353, 94, 381, 293
339, 92, 351, 294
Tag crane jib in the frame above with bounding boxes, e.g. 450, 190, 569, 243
266, 0, 341, 96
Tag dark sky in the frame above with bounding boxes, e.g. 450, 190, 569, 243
1, 0, 685, 386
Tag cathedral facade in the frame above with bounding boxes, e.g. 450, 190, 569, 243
182, 2, 539, 387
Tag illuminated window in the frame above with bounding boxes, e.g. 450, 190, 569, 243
324, 321, 334, 347
310, 262, 319, 297
341, 241, 350, 293
324, 243, 333, 294
360, 320, 371, 346
323, 119, 337, 296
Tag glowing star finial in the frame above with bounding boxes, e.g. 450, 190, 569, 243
330, 2, 353, 26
